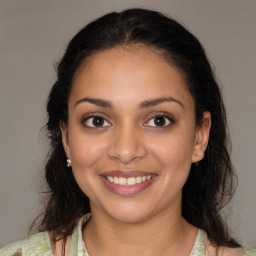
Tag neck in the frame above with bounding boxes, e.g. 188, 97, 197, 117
83, 202, 198, 256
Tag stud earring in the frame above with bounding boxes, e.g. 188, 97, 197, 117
67, 158, 71, 167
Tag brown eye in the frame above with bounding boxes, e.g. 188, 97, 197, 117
154, 116, 167, 126
146, 115, 173, 127
84, 116, 111, 128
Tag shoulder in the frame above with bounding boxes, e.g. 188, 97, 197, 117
222, 246, 256, 256
206, 240, 256, 256
243, 246, 256, 256
0, 232, 52, 256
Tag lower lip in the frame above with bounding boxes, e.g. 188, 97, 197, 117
99, 176, 156, 196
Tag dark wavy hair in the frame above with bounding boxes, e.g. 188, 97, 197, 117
37, 8, 239, 247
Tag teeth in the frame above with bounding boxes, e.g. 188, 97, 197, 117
119, 177, 126, 185
114, 177, 119, 184
127, 177, 136, 185
136, 176, 142, 183
106, 175, 152, 186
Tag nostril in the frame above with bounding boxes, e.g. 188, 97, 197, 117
106, 135, 147, 164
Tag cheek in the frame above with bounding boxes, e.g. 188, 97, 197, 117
69, 135, 105, 169
68, 134, 108, 199
150, 131, 195, 169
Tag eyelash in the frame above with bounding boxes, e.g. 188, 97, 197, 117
81, 113, 175, 128
144, 113, 174, 128
82, 114, 111, 128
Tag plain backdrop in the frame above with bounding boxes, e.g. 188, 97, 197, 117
0, 0, 255, 248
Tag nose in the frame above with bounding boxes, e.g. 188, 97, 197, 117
107, 125, 147, 164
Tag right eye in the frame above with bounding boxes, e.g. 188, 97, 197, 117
83, 116, 111, 128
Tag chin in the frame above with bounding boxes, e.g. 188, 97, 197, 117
98, 200, 158, 224
108, 210, 151, 224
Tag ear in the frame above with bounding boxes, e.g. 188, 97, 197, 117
192, 111, 211, 163
60, 120, 70, 158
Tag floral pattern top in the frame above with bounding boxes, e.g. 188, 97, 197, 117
0, 214, 255, 256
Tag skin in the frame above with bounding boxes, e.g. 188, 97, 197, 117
60, 45, 211, 256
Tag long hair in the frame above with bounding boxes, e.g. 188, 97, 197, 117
38, 8, 239, 247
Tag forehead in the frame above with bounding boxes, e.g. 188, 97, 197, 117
70, 46, 194, 108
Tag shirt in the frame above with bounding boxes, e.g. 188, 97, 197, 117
1, 214, 255, 256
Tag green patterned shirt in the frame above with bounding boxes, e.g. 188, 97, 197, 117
1, 214, 255, 256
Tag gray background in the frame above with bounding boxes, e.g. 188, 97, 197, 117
0, 0, 255, 248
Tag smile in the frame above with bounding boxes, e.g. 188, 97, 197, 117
99, 171, 157, 196
103, 175, 153, 186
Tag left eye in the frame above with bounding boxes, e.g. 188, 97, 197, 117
145, 116, 172, 127
84, 116, 111, 128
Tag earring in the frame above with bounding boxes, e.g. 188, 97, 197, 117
67, 158, 71, 167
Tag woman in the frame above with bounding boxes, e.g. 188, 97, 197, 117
1, 8, 255, 256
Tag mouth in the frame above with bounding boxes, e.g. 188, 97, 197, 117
102, 175, 153, 186
99, 171, 157, 196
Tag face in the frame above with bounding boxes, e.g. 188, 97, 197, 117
61, 46, 211, 223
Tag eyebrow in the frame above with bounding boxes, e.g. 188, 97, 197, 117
139, 97, 184, 109
74, 96, 184, 109
74, 97, 113, 108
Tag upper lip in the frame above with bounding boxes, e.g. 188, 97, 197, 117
99, 170, 157, 178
